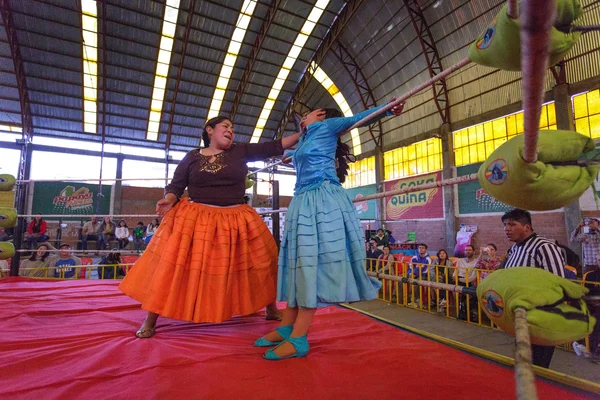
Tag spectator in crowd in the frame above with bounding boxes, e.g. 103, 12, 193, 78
20, 242, 55, 278
582, 267, 600, 363
554, 239, 581, 275
501, 208, 566, 368
377, 245, 398, 301
81, 217, 102, 253
0, 227, 10, 242
376, 245, 395, 274
569, 218, 599, 274
132, 222, 146, 253
144, 218, 160, 245
386, 230, 396, 244
115, 220, 130, 250
26, 214, 49, 250
474, 243, 501, 280
435, 249, 454, 313
408, 244, 432, 307
0, 259, 8, 278
372, 228, 389, 248
366, 238, 383, 271
98, 249, 123, 279
100, 216, 117, 250
453, 245, 478, 320
48, 243, 81, 279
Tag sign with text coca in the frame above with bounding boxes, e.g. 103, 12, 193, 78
384, 171, 444, 220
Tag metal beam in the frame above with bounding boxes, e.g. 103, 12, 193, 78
274, 0, 366, 140
330, 40, 382, 148
550, 60, 567, 86
403, 0, 450, 124
231, 0, 281, 120
1, 0, 34, 276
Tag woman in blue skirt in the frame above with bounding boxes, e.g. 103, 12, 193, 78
255, 100, 405, 360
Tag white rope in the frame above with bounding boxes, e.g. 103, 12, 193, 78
18, 208, 288, 219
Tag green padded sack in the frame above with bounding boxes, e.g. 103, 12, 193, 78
0, 208, 17, 228
0, 174, 16, 192
468, 1, 581, 71
0, 241, 15, 260
245, 176, 255, 189
477, 268, 595, 346
477, 130, 600, 211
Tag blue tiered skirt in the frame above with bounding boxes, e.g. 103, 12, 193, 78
277, 180, 381, 308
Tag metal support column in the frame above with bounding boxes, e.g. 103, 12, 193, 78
272, 180, 280, 248
441, 123, 456, 253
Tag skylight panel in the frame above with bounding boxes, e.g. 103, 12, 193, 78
249, 1, 331, 143
81, 0, 98, 134
146, 1, 181, 141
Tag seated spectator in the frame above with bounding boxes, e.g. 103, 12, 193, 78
453, 245, 478, 320
100, 216, 117, 250
408, 244, 432, 307
366, 239, 383, 271
20, 242, 56, 278
408, 244, 432, 279
0, 259, 8, 278
48, 243, 81, 279
26, 214, 49, 250
435, 249, 454, 312
385, 230, 396, 244
0, 227, 11, 242
98, 249, 124, 279
372, 228, 389, 248
474, 243, 501, 280
81, 217, 102, 253
376, 245, 395, 274
132, 222, 146, 252
115, 220, 130, 250
144, 218, 160, 245
583, 267, 600, 363
555, 239, 581, 275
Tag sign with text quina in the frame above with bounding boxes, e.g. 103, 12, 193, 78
384, 171, 444, 220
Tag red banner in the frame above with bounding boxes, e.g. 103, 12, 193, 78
384, 171, 444, 220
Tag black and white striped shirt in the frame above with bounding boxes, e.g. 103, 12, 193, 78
504, 234, 566, 278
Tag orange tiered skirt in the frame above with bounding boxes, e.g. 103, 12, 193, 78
118, 198, 278, 323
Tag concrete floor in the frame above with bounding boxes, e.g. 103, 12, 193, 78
345, 299, 600, 385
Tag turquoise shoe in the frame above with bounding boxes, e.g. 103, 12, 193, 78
253, 325, 293, 347
263, 335, 309, 360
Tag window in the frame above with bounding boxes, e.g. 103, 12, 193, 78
255, 173, 296, 197
0, 148, 21, 177
344, 156, 375, 188
384, 138, 442, 180
573, 89, 600, 140
123, 160, 173, 188
453, 102, 556, 167
31, 151, 117, 181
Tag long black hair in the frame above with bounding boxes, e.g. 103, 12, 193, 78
29, 244, 50, 262
202, 116, 231, 148
320, 108, 356, 183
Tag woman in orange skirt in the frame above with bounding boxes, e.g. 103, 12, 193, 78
119, 115, 308, 338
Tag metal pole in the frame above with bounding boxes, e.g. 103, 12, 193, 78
342, 58, 472, 138
272, 180, 280, 248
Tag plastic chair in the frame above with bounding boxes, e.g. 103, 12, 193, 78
79, 257, 93, 279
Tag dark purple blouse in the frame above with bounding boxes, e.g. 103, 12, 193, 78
165, 140, 283, 206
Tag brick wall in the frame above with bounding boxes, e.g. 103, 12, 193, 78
120, 186, 164, 226
459, 212, 566, 256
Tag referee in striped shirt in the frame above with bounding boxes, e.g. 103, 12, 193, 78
501, 208, 566, 368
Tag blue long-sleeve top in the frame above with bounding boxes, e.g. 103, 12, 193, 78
291, 104, 392, 194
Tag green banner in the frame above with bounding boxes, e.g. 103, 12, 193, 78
345, 184, 377, 220
457, 163, 513, 214
32, 182, 112, 218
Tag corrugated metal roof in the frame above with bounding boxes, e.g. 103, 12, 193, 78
0, 0, 598, 154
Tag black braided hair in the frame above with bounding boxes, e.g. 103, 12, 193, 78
202, 116, 231, 148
